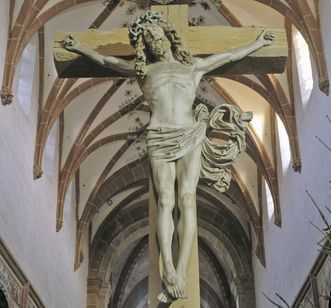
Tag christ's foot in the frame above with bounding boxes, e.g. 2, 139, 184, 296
157, 272, 188, 303
162, 273, 181, 299
176, 273, 187, 299
157, 291, 173, 303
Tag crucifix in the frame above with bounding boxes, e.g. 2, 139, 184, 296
54, 4, 287, 307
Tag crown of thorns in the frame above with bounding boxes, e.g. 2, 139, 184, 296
128, 11, 163, 47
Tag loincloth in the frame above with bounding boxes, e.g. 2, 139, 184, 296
146, 104, 252, 193
146, 121, 206, 162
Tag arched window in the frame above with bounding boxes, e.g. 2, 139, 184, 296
0, 289, 9, 308
276, 115, 291, 177
292, 27, 313, 109
16, 35, 38, 117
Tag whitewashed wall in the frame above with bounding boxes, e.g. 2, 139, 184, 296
254, 1, 331, 307
0, 3, 88, 308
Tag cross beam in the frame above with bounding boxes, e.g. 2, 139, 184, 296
53, 5, 287, 77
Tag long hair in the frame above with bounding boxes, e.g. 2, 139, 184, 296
134, 20, 194, 78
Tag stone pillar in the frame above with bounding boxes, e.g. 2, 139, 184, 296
87, 278, 111, 308
148, 179, 200, 308
20, 283, 30, 308
232, 275, 256, 308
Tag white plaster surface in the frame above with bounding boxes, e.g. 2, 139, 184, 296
254, 1, 331, 306
233, 153, 259, 214
217, 77, 275, 168
223, 0, 284, 27
62, 81, 114, 166
78, 140, 124, 219
0, 6, 88, 308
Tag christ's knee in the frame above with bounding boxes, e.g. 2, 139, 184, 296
179, 193, 195, 210
178, 193, 197, 233
158, 192, 175, 211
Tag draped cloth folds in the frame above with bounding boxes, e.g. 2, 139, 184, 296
146, 103, 252, 193
200, 104, 253, 192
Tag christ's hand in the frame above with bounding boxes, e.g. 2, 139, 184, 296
62, 34, 135, 76
257, 29, 276, 46
63, 34, 81, 52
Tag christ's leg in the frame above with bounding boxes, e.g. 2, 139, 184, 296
176, 144, 202, 297
150, 158, 180, 300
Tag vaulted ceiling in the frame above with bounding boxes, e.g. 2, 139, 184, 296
1, 0, 328, 306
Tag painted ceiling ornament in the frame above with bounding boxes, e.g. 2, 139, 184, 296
128, 10, 163, 47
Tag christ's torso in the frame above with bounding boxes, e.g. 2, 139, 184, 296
139, 60, 202, 128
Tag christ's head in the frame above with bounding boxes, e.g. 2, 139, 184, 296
129, 11, 194, 78
142, 24, 171, 58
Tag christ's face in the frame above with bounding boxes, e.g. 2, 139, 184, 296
143, 25, 171, 57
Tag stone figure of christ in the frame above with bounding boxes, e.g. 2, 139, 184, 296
63, 11, 275, 303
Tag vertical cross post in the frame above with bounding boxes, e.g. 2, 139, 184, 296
148, 176, 200, 307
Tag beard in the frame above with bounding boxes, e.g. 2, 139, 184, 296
149, 39, 170, 57
150, 46, 164, 56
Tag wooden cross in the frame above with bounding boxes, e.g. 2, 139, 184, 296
53, 5, 288, 78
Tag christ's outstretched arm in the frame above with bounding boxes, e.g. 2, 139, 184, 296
196, 29, 275, 75
63, 35, 136, 76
